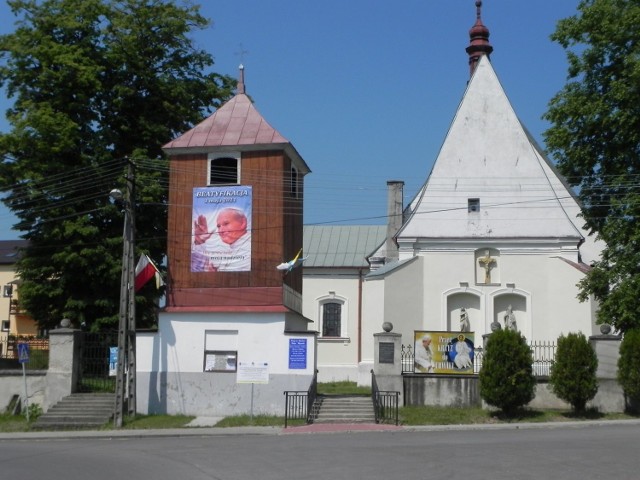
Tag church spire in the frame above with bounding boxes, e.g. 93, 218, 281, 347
237, 64, 246, 94
466, 0, 493, 77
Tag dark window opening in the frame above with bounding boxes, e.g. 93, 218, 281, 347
468, 198, 480, 213
322, 302, 342, 337
210, 157, 238, 184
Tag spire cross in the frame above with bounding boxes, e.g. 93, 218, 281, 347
234, 44, 249, 95
235, 43, 249, 64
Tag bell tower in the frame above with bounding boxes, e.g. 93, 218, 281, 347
162, 66, 311, 315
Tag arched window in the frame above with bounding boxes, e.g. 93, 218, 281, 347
322, 302, 342, 337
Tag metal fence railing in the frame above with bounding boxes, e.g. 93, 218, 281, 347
283, 370, 318, 428
402, 340, 557, 377
371, 370, 399, 425
0, 336, 49, 370
77, 331, 118, 393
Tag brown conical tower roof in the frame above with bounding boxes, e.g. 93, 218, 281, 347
465, 1, 493, 77
163, 65, 289, 150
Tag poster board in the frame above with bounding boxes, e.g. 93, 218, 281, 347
413, 331, 475, 374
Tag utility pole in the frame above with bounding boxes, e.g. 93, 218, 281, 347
126, 161, 136, 417
112, 159, 136, 427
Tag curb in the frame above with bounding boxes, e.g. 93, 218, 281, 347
1, 418, 639, 441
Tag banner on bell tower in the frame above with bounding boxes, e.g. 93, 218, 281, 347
191, 186, 252, 272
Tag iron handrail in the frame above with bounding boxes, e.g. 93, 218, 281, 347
371, 370, 399, 425
283, 369, 318, 428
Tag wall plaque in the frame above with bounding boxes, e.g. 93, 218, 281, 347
379, 342, 395, 364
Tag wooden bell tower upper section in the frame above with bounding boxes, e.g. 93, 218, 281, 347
162, 66, 311, 314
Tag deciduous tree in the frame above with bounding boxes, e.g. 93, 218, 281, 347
0, 0, 235, 330
543, 0, 640, 332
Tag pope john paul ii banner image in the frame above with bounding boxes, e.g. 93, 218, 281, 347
191, 186, 252, 272
413, 331, 475, 375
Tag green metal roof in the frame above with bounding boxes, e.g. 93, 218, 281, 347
303, 225, 387, 268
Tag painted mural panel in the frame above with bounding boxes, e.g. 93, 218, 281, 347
191, 186, 252, 272
414, 331, 475, 374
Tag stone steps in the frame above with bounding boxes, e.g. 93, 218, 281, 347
32, 393, 115, 430
313, 394, 376, 424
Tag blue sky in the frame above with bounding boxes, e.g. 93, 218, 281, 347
0, 0, 580, 240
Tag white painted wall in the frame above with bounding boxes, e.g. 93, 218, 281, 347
371, 245, 595, 350
136, 311, 316, 417
302, 270, 362, 383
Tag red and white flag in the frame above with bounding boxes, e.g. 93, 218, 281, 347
134, 254, 163, 292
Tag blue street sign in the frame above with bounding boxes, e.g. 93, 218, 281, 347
17, 343, 30, 364
109, 347, 118, 376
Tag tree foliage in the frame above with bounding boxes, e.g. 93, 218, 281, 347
0, 0, 235, 330
543, 0, 640, 332
549, 332, 598, 413
479, 329, 536, 415
618, 329, 640, 412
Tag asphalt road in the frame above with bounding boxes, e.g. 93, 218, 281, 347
1, 423, 638, 480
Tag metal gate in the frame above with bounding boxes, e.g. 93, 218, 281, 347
78, 331, 118, 393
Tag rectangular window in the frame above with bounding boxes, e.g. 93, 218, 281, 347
208, 155, 240, 184
322, 303, 342, 337
468, 198, 480, 213
204, 351, 237, 372
3, 285, 13, 297
1, 320, 9, 332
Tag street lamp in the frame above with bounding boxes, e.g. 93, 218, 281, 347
111, 161, 136, 427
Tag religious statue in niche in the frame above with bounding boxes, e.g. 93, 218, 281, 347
504, 305, 517, 331
477, 250, 497, 284
460, 308, 470, 332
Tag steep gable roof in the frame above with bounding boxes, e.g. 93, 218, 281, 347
163, 93, 289, 150
162, 67, 310, 174
398, 55, 600, 261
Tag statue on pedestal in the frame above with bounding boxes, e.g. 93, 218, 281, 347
460, 308, 470, 332
504, 305, 517, 331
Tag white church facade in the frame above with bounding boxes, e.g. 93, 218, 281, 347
304, 4, 603, 385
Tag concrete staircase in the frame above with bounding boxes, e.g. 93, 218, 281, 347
32, 393, 115, 430
313, 394, 376, 424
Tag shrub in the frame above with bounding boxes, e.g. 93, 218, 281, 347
26, 403, 43, 421
549, 332, 598, 413
479, 329, 536, 415
618, 329, 640, 413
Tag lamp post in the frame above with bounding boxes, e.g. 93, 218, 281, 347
111, 160, 136, 427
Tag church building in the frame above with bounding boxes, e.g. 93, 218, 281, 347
135, 1, 604, 409
305, 1, 603, 385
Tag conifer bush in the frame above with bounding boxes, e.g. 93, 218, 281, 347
549, 332, 598, 413
479, 329, 536, 415
618, 329, 640, 413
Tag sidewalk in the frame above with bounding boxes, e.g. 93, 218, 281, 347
1, 418, 639, 441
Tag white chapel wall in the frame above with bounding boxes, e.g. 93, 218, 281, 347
302, 272, 361, 382
136, 311, 316, 416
